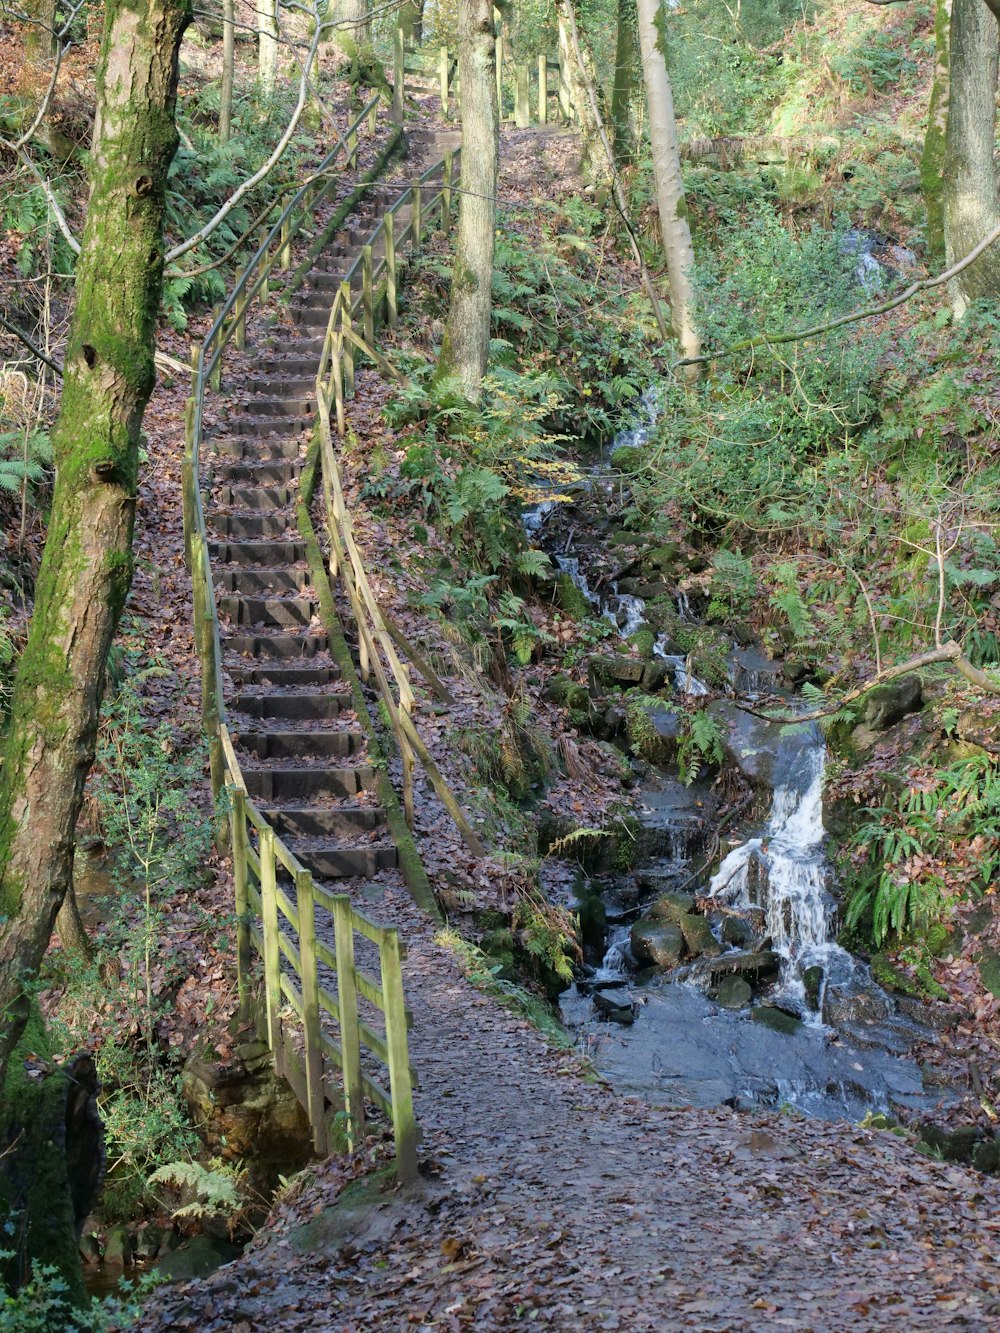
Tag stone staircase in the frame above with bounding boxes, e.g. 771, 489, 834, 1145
203, 125, 459, 890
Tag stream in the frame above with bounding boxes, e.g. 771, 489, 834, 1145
526, 401, 955, 1124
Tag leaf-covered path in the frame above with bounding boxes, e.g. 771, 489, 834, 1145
146, 876, 1000, 1331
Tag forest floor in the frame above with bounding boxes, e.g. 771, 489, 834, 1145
139, 124, 1000, 1333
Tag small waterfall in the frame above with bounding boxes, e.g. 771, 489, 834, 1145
595, 924, 633, 981
708, 729, 850, 1011
654, 645, 709, 697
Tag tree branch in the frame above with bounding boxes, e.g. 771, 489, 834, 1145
0, 314, 63, 374
676, 215, 1000, 369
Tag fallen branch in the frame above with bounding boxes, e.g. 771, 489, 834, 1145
0, 314, 62, 374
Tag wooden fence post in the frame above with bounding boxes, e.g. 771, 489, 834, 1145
442, 153, 453, 232
259, 826, 283, 1072
348, 125, 358, 170
412, 184, 422, 248
259, 227, 270, 302
332, 340, 346, 436
332, 895, 365, 1151
439, 45, 449, 114
362, 243, 374, 346
209, 306, 222, 391
393, 25, 405, 121
368, 97, 378, 135
233, 292, 246, 351
296, 869, 328, 1153
340, 279, 355, 399
515, 64, 529, 127
232, 787, 252, 1022
538, 53, 547, 125
385, 210, 398, 328
380, 930, 418, 1183
280, 194, 292, 269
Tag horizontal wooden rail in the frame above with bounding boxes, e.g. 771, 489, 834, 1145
182, 80, 422, 1183
310, 146, 488, 861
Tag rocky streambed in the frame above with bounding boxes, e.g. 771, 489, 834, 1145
527, 406, 967, 1128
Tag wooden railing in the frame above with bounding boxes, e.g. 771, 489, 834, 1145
397, 19, 571, 128
309, 149, 488, 861
181, 88, 419, 1181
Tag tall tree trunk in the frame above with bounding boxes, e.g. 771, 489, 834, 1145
944, 0, 1000, 313
335, 0, 370, 45
611, 0, 637, 166
556, 0, 605, 173
436, 0, 498, 403
258, 0, 279, 93
399, 0, 421, 43
0, 0, 190, 1086
921, 0, 951, 265
635, 0, 700, 359
220, 0, 235, 141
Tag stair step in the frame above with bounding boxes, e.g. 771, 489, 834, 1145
236, 397, 316, 417
211, 540, 308, 565
224, 416, 312, 437
235, 691, 350, 720
252, 357, 319, 376
237, 729, 363, 760
222, 631, 328, 660
212, 437, 303, 460
242, 766, 376, 800
215, 484, 296, 509
243, 377, 316, 395
290, 844, 399, 879
219, 595, 317, 628
208, 513, 298, 540
215, 460, 304, 484
265, 805, 384, 837
218, 568, 310, 595
228, 663, 341, 686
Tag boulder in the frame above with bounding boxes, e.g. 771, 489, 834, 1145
705, 700, 780, 790
803, 965, 824, 1011
752, 1006, 803, 1036
979, 947, 1000, 1000
156, 1234, 242, 1283
716, 975, 753, 1009
678, 913, 721, 959
720, 915, 754, 948
589, 654, 645, 687
592, 989, 635, 1025
134, 1226, 165, 1261
861, 674, 922, 731
78, 1233, 101, 1266
823, 984, 891, 1026
648, 891, 696, 924
630, 920, 685, 969
626, 704, 682, 765
103, 1226, 133, 1268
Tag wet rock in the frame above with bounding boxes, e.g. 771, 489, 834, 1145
626, 704, 682, 765
103, 1226, 133, 1268
544, 674, 590, 711
645, 542, 683, 573
803, 965, 824, 1011
641, 660, 672, 692
555, 572, 592, 619
716, 975, 753, 1009
861, 674, 923, 730
706, 700, 782, 790
79, 1233, 101, 1266
918, 1123, 987, 1163
588, 654, 646, 687
823, 985, 891, 1026
134, 1226, 165, 1261
781, 660, 809, 684
752, 1005, 803, 1036
630, 920, 685, 969
972, 1139, 1000, 1174
592, 989, 635, 1025
697, 949, 781, 986
678, 913, 721, 959
720, 915, 754, 948
603, 704, 626, 738
156, 1234, 242, 1283
648, 891, 696, 923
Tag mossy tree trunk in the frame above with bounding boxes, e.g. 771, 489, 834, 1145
921, 0, 951, 266
611, 0, 637, 166
943, 0, 1000, 312
636, 0, 699, 359
335, 0, 370, 45
0, 0, 191, 1087
435, 0, 498, 404
557, 0, 606, 174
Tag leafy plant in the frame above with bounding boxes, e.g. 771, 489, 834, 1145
0, 1259, 156, 1332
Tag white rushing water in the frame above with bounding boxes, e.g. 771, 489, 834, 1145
708, 731, 850, 1013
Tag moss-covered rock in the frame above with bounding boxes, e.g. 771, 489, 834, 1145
625, 702, 682, 764
626, 628, 656, 659
555, 573, 592, 620
630, 919, 685, 968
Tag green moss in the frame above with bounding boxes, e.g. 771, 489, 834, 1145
627, 628, 655, 659
555, 573, 591, 620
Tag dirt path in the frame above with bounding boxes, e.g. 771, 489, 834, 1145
146, 876, 1000, 1331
